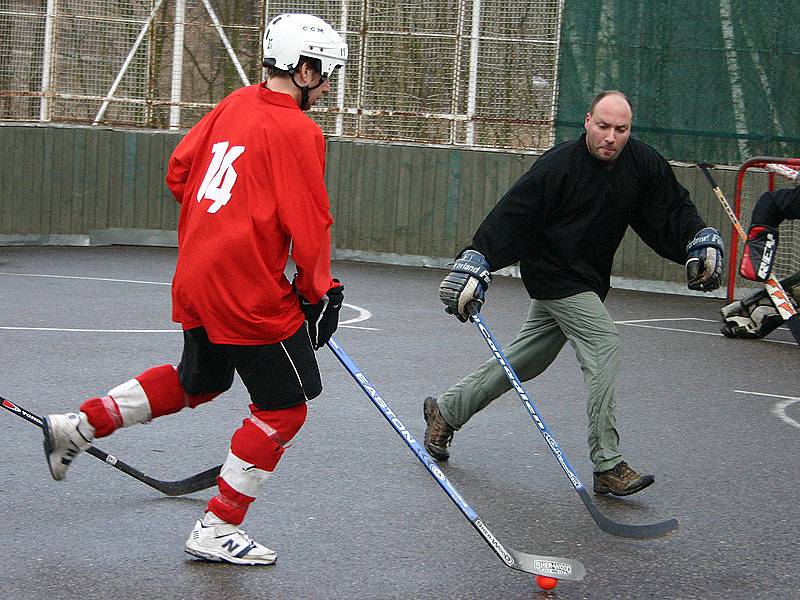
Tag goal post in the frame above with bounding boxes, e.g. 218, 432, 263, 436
728, 156, 800, 302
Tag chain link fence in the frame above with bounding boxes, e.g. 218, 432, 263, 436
0, 0, 563, 150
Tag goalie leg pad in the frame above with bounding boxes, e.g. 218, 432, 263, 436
207, 403, 307, 524
781, 271, 800, 305
720, 291, 783, 339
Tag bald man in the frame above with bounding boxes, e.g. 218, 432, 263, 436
427, 91, 723, 496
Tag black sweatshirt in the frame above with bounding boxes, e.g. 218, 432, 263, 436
470, 133, 707, 300
751, 185, 800, 227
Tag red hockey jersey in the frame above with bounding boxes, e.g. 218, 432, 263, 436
167, 84, 335, 344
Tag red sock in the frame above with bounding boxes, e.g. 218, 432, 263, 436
207, 403, 307, 524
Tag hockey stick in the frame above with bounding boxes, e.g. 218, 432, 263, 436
697, 163, 800, 343
466, 306, 679, 539
2, 396, 220, 496
326, 337, 585, 582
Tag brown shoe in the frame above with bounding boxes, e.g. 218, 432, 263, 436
593, 461, 655, 496
423, 397, 454, 461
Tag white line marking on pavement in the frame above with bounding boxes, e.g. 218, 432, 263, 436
0, 272, 378, 330
0, 327, 178, 333
617, 323, 723, 337
0, 271, 170, 285
0, 322, 377, 333
733, 390, 800, 430
615, 317, 717, 324
340, 304, 373, 327
614, 318, 796, 346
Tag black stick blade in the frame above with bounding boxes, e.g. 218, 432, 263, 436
84, 445, 220, 496
147, 465, 221, 496
579, 488, 679, 539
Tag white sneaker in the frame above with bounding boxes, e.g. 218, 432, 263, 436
42, 412, 94, 481
185, 520, 277, 565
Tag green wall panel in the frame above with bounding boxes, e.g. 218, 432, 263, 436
0, 124, 737, 287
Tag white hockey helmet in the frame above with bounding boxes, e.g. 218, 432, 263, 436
263, 13, 348, 80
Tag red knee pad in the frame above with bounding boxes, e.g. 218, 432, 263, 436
229, 403, 308, 471
250, 402, 307, 446
137, 365, 185, 418
139, 365, 220, 412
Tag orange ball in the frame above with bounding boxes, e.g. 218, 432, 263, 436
535, 575, 558, 590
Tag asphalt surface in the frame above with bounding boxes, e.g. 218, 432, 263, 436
1, 246, 798, 600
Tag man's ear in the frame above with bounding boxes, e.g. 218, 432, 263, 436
298, 61, 315, 84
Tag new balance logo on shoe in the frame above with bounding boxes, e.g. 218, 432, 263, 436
185, 519, 277, 565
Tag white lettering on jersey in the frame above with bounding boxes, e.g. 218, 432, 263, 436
196, 141, 245, 213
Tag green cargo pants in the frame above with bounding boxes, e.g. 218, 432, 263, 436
437, 291, 623, 472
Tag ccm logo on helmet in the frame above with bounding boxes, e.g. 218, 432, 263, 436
303, 25, 324, 32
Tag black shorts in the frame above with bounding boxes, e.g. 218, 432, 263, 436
177, 324, 322, 410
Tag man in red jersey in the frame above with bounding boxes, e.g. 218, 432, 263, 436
41, 13, 347, 565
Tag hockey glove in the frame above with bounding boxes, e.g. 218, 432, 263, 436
685, 227, 724, 292
739, 225, 779, 282
439, 250, 492, 322
299, 281, 345, 350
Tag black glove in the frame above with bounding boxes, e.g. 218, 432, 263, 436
438, 250, 491, 322
739, 224, 778, 282
686, 227, 724, 292
299, 281, 344, 350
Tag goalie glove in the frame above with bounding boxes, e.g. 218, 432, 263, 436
439, 250, 492, 322
685, 227, 724, 292
297, 280, 344, 350
739, 224, 779, 282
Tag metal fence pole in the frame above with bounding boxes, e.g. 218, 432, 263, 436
465, 0, 481, 146
39, 0, 58, 121
169, 0, 186, 130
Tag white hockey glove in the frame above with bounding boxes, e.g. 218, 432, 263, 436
439, 250, 492, 322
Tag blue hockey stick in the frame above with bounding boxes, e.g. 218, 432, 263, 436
327, 337, 585, 582
467, 306, 678, 539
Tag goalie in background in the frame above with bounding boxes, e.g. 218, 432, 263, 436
721, 184, 800, 340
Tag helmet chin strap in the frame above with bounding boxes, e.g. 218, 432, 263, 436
290, 72, 326, 110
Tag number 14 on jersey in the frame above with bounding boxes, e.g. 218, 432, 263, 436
196, 141, 245, 214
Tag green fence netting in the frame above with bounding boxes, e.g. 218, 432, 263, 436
555, 1, 800, 165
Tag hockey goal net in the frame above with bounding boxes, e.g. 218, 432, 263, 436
727, 157, 800, 301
